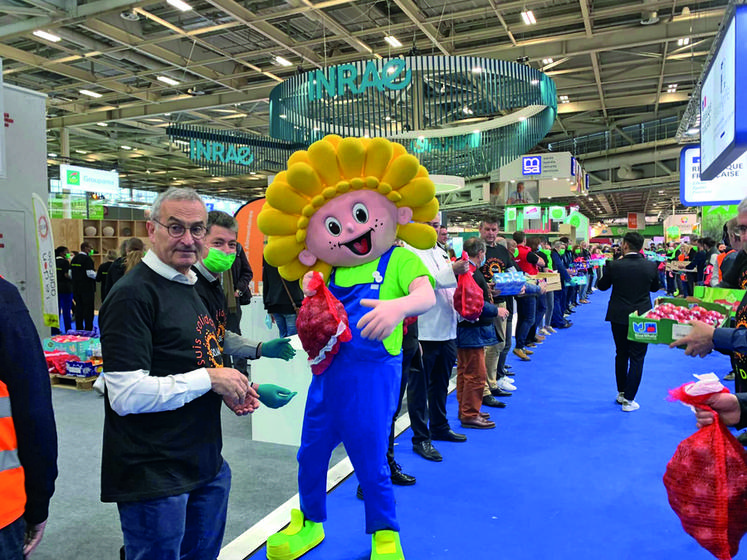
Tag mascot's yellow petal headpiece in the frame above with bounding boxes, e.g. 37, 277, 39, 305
258, 135, 439, 281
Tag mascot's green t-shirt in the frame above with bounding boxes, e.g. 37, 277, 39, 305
333, 246, 434, 355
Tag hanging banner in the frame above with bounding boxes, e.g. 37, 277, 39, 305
235, 198, 267, 294
628, 212, 645, 230
31, 193, 59, 328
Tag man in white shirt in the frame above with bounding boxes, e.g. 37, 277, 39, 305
406, 220, 470, 461
98, 187, 256, 560
506, 182, 535, 204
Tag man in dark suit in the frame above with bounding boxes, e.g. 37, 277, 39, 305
597, 232, 660, 412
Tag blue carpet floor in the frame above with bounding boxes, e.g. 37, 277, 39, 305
255, 288, 738, 560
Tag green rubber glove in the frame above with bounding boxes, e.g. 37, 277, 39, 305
261, 338, 296, 361
256, 383, 297, 409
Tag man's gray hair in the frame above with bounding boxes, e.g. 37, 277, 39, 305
464, 236, 486, 257
553, 240, 564, 249
739, 196, 747, 215
150, 187, 206, 222
207, 210, 238, 234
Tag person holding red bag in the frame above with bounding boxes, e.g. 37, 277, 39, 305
456, 237, 504, 429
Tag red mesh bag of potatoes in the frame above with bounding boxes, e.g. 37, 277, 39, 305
663, 383, 747, 560
296, 271, 352, 375
453, 259, 484, 322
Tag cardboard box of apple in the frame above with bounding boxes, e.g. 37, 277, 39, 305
627, 298, 730, 345
645, 303, 726, 326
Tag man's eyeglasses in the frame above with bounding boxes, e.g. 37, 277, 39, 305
153, 219, 206, 239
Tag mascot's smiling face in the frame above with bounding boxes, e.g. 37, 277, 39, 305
300, 189, 412, 268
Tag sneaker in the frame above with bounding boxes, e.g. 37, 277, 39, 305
724, 371, 736, 381
616, 392, 625, 404
371, 530, 404, 560
267, 509, 325, 560
622, 399, 640, 412
539, 328, 551, 336
512, 348, 530, 361
534, 335, 546, 342
497, 377, 516, 392
546, 326, 557, 334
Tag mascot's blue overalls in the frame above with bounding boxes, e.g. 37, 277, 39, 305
297, 247, 401, 534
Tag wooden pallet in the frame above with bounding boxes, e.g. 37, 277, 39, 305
49, 374, 98, 391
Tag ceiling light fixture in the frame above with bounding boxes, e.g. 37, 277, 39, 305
275, 56, 293, 67
384, 35, 402, 48
687, 127, 700, 135
677, 37, 690, 46
48, 153, 57, 158
166, 0, 192, 11
32, 30, 61, 42
542, 58, 553, 65
120, 145, 132, 150
157, 76, 180, 86
96, 122, 108, 127
521, 10, 537, 25
80, 89, 103, 98
75, 149, 88, 154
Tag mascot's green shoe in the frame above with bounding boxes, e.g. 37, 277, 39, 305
370, 530, 405, 560
266, 509, 324, 560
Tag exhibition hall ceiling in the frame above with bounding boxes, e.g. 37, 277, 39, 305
0, 0, 733, 220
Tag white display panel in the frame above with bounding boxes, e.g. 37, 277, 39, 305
679, 146, 744, 206
699, 6, 747, 180
60, 163, 120, 193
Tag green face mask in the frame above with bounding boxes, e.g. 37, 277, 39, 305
89, 249, 94, 256
513, 248, 519, 258
575, 249, 581, 254
558, 248, 566, 255
203, 247, 236, 273
65, 253, 72, 259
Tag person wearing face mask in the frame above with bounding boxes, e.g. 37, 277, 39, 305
550, 241, 573, 329
70, 242, 97, 331
456, 237, 499, 429
193, 211, 297, 413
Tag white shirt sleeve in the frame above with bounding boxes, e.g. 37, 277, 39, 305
86, 270, 97, 280
223, 331, 261, 359
104, 368, 212, 416
433, 265, 457, 289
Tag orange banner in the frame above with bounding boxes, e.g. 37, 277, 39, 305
235, 198, 266, 295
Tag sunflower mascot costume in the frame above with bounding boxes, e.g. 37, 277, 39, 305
258, 135, 438, 560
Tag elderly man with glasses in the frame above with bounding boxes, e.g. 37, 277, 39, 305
98, 187, 256, 560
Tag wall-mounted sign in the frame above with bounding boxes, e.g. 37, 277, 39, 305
190, 139, 254, 166
679, 146, 744, 206
549, 206, 566, 221
60, 164, 119, 194
523, 206, 541, 219
522, 156, 541, 175
498, 152, 573, 181
699, 5, 747, 180
308, 59, 411, 102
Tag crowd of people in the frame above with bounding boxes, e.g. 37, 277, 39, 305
2, 188, 746, 560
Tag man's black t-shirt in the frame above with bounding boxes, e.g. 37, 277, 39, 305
193, 267, 227, 349
480, 243, 516, 305
70, 252, 95, 294
99, 263, 224, 503
55, 257, 72, 294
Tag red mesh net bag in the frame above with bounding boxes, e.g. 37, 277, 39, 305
296, 272, 352, 375
453, 259, 484, 322
663, 383, 747, 560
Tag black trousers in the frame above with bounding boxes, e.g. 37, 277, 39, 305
387, 343, 419, 464
611, 322, 648, 401
73, 290, 95, 331
409, 339, 457, 444
497, 308, 513, 372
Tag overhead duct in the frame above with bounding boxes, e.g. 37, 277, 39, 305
617, 164, 644, 180
581, 146, 681, 172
